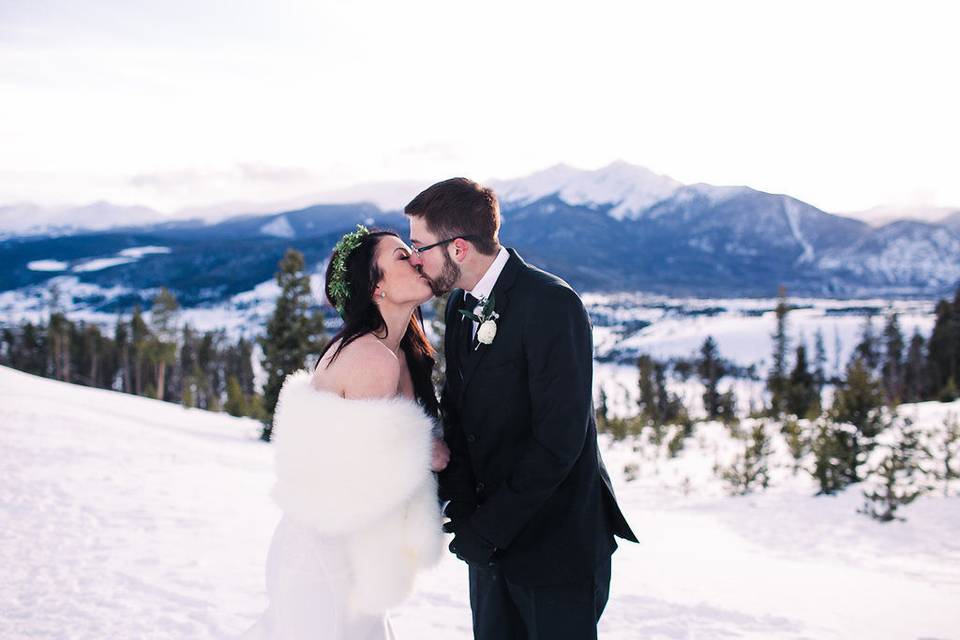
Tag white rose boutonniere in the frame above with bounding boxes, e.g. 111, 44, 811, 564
477, 319, 497, 345
460, 293, 500, 350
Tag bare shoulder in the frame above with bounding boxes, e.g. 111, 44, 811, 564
313, 334, 401, 400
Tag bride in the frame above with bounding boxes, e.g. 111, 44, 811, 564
242, 225, 450, 639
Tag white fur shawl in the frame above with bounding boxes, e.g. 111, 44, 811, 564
270, 370, 444, 613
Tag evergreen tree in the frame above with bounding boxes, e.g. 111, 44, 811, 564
716, 387, 738, 425
881, 311, 905, 405
596, 386, 610, 433
810, 418, 856, 494
114, 315, 132, 393
0, 327, 14, 366
18, 322, 48, 375
926, 296, 958, 397
716, 422, 772, 495
813, 328, 827, 393
637, 354, 685, 441
144, 288, 180, 400
225, 375, 249, 417
179, 325, 199, 408
637, 354, 659, 424
767, 288, 790, 415
853, 314, 881, 371
830, 357, 886, 482
782, 417, 807, 474
903, 330, 927, 403
130, 306, 150, 396
259, 249, 327, 441
940, 376, 959, 402
935, 413, 960, 496
786, 342, 820, 418
48, 311, 71, 381
697, 336, 724, 419
859, 418, 929, 522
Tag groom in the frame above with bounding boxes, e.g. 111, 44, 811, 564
406, 178, 637, 640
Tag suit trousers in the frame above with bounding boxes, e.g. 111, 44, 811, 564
468, 554, 612, 640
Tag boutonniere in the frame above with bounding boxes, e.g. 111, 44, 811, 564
460, 293, 500, 350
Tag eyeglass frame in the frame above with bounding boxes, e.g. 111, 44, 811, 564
410, 234, 481, 256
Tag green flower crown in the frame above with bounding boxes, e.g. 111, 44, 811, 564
328, 224, 370, 316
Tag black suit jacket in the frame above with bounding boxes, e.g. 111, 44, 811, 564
439, 248, 637, 586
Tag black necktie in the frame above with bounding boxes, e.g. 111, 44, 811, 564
460, 293, 480, 355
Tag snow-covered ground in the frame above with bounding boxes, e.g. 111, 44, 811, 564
3, 365, 959, 639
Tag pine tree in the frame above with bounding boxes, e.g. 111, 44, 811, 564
831, 357, 886, 481
859, 417, 929, 522
767, 288, 790, 415
810, 418, 856, 494
144, 288, 180, 400
259, 249, 327, 441
637, 354, 658, 425
813, 328, 827, 393
716, 387, 738, 425
716, 422, 772, 495
225, 375, 249, 417
853, 314, 880, 372
926, 297, 957, 397
114, 315, 132, 393
786, 342, 819, 418
940, 376, 959, 402
881, 311, 905, 405
596, 386, 610, 433
903, 330, 927, 403
48, 311, 71, 381
130, 306, 150, 396
782, 417, 807, 474
697, 336, 724, 419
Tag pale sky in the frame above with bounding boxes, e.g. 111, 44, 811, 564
1, 0, 958, 214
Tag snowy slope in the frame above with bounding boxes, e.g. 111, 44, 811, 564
2, 365, 959, 639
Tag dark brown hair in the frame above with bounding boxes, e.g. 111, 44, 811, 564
317, 229, 439, 419
404, 177, 501, 255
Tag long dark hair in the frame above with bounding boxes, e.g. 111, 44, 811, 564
316, 229, 439, 419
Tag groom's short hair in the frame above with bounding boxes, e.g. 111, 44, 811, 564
404, 178, 501, 256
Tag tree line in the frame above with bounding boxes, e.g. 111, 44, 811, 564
0, 249, 329, 433
595, 285, 960, 521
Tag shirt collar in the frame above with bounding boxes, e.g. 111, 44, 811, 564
465, 246, 510, 304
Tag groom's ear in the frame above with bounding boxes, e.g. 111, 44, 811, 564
451, 237, 471, 262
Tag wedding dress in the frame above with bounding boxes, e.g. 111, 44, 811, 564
241, 370, 444, 640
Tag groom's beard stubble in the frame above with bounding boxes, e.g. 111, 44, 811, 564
425, 251, 461, 297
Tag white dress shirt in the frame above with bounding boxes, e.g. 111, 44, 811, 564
464, 246, 510, 339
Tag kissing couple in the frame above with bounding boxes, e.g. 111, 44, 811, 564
242, 178, 637, 640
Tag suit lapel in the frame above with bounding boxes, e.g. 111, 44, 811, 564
458, 249, 525, 405
444, 288, 466, 389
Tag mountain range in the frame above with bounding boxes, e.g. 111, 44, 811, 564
1, 162, 958, 313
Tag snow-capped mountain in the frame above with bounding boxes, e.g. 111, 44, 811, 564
2, 162, 959, 309
489, 161, 684, 220
940, 210, 960, 234
842, 204, 960, 228
0, 201, 165, 238
817, 221, 960, 291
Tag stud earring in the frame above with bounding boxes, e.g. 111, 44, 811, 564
380, 291, 385, 298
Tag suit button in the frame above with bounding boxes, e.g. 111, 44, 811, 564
476, 482, 485, 493
467, 434, 477, 443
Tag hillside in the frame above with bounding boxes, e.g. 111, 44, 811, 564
1, 365, 958, 639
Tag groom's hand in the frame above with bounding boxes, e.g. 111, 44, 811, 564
447, 518, 496, 567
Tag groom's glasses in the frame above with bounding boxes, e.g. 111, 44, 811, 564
410, 235, 481, 256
